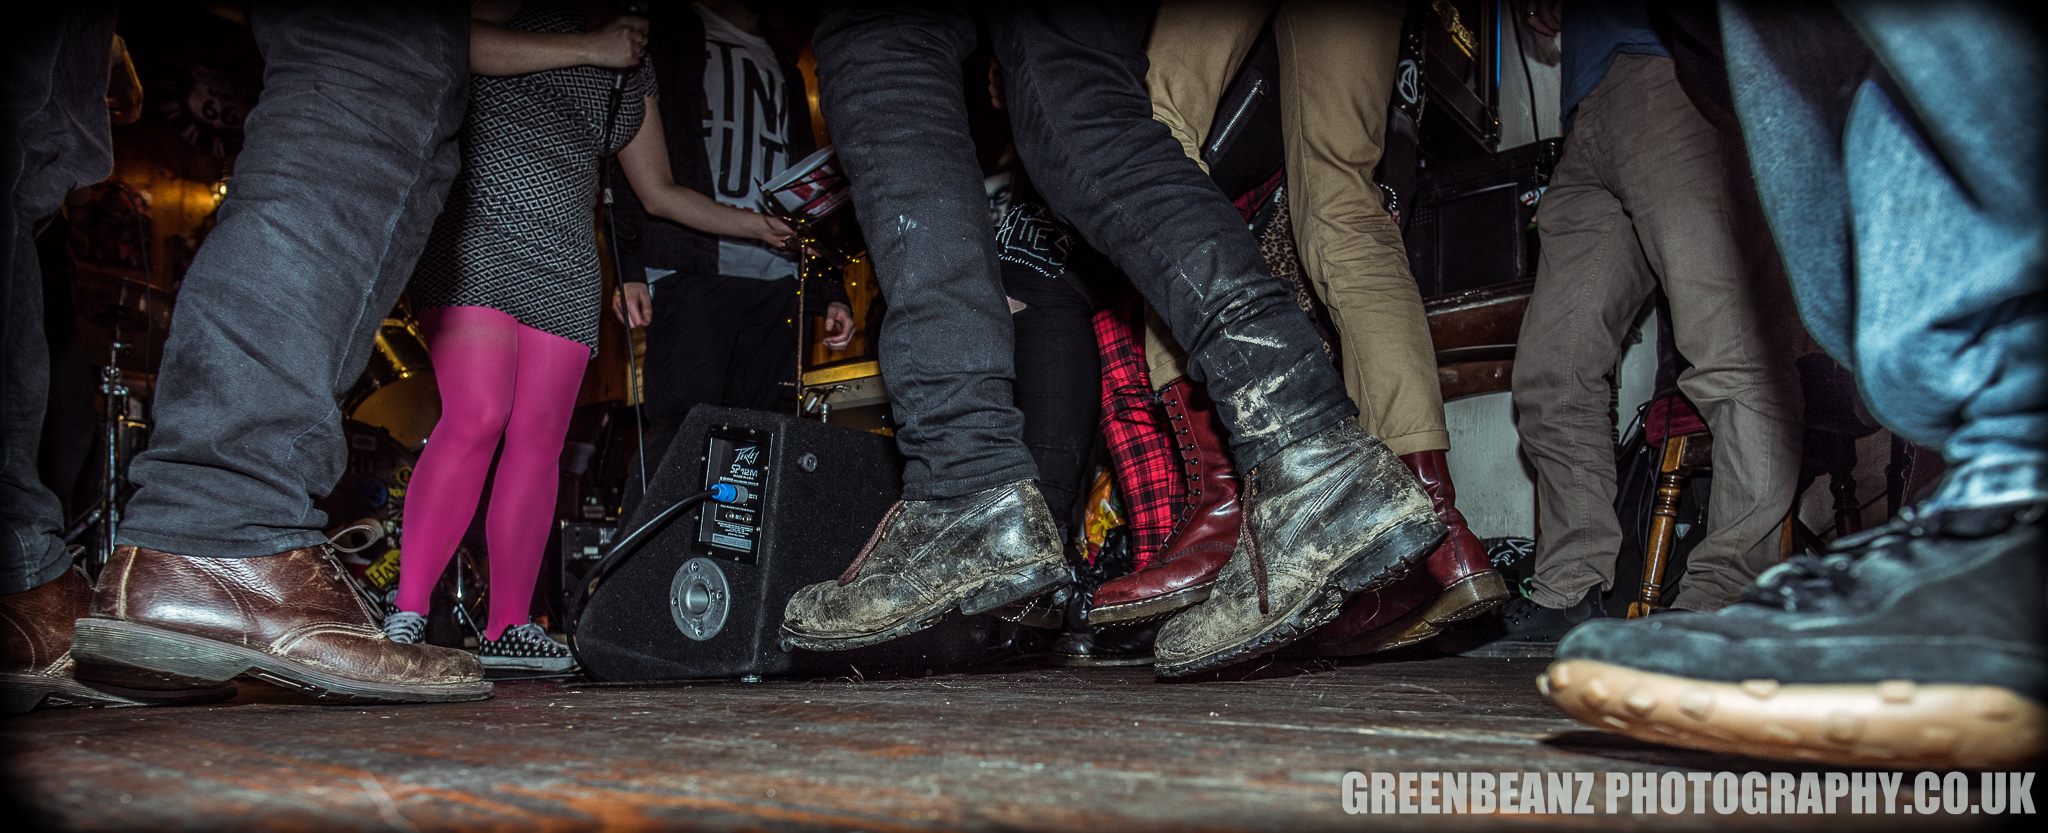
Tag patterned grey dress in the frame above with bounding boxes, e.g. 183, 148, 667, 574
408, 3, 649, 352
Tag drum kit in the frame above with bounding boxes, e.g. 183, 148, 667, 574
761, 145, 894, 433
64, 260, 170, 569
343, 313, 441, 451
72, 286, 454, 595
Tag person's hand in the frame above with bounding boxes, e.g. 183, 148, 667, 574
1521, 0, 1561, 38
754, 213, 798, 250
586, 15, 650, 69
821, 301, 856, 351
613, 282, 652, 328
987, 58, 1006, 111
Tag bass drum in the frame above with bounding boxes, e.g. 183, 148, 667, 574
323, 419, 488, 642
345, 316, 441, 450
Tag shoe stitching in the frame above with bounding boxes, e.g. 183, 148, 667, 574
273, 622, 384, 656
191, 559, 260, 644
1247, 469, 1269, 616
111, 550, 132, 620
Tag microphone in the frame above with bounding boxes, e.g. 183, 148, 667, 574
612, 2, 649, 92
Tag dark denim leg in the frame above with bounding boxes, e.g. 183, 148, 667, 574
1003, 267, 1101, 540
1, 206, 66, 594
117, 4, 468, 557
1722, 1, 2047, 509
2, 7, 116, 593
814, 4, 1037, 501
986, 3, 1354, 469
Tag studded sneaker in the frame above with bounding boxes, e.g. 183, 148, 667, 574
478, 623, 578, 674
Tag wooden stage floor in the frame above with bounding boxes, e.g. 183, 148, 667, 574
2, 654, 2014, 831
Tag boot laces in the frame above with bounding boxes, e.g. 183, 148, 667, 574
1500, 596, 1544, 627
1245, 469, 1268, 615
1741, 507, 1928, 612
838, 502, 905, 584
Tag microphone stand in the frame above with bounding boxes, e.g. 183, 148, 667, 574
599, 52, 650, 501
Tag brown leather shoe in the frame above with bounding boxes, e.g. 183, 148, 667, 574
3, 566, 233, 712
1313, 450, 1509, 656
1088, 379, 1238, 626
71, 546, 490, 703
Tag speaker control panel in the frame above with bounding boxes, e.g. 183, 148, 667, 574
697, 425, 770, 563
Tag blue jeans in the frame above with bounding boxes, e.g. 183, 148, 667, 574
1721, 0, 2046, 510
110, 4, 468, 558
815, 2, 1354, 500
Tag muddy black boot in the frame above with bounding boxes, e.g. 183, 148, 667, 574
781, 480, 1071, 652
1153, 419, 1445, 676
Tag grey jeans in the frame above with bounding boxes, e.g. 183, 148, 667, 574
2, 6, 118, 593
109, 4, 469, 558
1512, 54, 1803, 611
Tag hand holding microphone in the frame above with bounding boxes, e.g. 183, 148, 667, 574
587, 13, 650, 70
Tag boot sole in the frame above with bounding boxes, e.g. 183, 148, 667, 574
1047, 651, 1155, 667
1155, 515, 1443, 677
71, 619, 492, 704
1, 671, 235, 714
780, 559, 1071, 653
1538, 659, 2048, 769
1317, 571, 1511, 657
481, 656, 579, 675
1086, 580, 1216, 627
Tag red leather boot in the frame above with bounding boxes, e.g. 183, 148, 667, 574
1313, 449, 1508, 655
1088, 378, 1239, 625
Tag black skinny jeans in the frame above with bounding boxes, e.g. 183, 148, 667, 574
815, 2, 1354, 501
1003, 262, 1100, 541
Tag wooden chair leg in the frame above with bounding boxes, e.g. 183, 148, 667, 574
1629, 435, 1691, 619
1828, 436, 1861, 537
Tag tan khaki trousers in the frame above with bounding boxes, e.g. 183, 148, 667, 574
1142, 0, 1448, 456
1511, 55, 1802, 611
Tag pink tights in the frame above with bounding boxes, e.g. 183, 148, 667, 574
396, 306, 589, 640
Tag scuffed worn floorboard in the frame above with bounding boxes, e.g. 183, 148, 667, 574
1, 655, 2001, 831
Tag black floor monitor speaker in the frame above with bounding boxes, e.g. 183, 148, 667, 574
570, 407, 1022, 682
571, 407, 900, 680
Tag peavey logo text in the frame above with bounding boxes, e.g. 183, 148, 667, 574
727, 445, 762, 483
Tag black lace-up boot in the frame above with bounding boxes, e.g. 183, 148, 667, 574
1541, 498, 2047, 768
